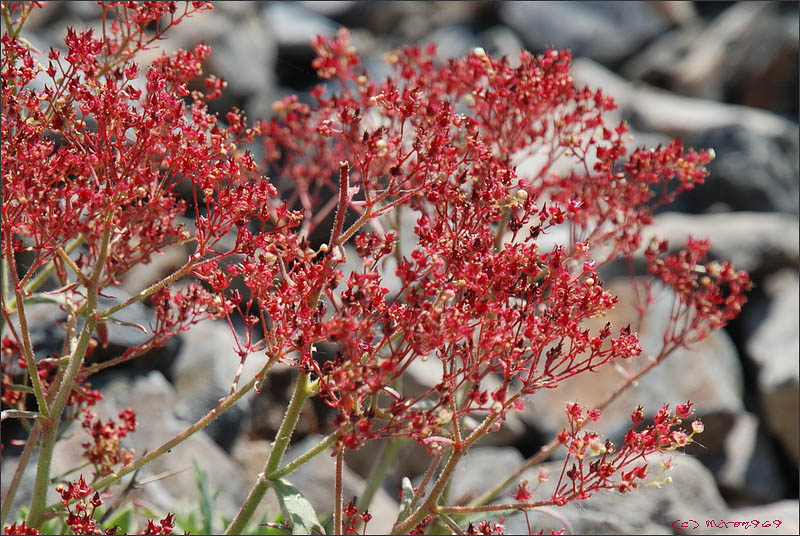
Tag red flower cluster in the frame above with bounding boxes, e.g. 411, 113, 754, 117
55, 475, 176, 535
342, 499, 372, 535
465, 520, 507, 535
55, 475, 115, 535
3, 521, 43, 535
553, 402, 703, 503
80, 407, 137, 477
646, 236, 751, 341
139, 513, 177, 536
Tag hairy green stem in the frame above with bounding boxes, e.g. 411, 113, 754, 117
100, 256, 195, 318
5, 238, 50, 418
334, 449, 344, 535
437, 500, 554, 515
225, 370, 311, 535
40, 358, 273, 518
269, 429, 341, 480
392, 399, 511, 534
392, 446, 458, 535
6, 235, 84, 315
26, 215, 113, 528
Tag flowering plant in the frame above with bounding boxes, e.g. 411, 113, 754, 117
1, 2, 750, 534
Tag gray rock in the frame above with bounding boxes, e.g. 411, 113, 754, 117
476, 26, 525, 66
172, 320, 267, 451
695, 500, 800, 535
681, 125, 800, 214
94, 371, 251, 524
641, 212, 799, 275
704, 411, 789, 505
263, 2, 340, 49
422, 25, 477, 62
332, 2, 485, 41
570, 57, 798, 142
298, 1, 358, 18
670, 2, 776, 100
64, 0, 101, 20
746, 269, 800, 464
448, 446, 525, 505
650, 1, 699, 27
500, 453, 727, 535
620, 22, 705, 85
519, 278, 744, 442
499, 2, 671, 66
208, 12, 277, 100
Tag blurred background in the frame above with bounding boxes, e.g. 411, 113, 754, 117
3, 2, 798, 533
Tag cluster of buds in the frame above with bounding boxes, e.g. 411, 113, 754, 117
55, 475, 113, 535
342, 499, 372, 535
52, 475, 176, 535
80, 407, 137, 477
553, 402, 703, 502
464, 520, 507, 535
3, 521, 43, 535
645, 237, 751, 339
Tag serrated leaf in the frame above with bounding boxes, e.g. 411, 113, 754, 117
272, 478, 325, 535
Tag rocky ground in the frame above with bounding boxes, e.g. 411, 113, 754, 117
3, 2, 798, 534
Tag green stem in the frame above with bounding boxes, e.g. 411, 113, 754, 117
27, 214, 113, 528
99, 256, 195, 317
269, 430, 341, 480
225, 370, 311, 535
40, 360, 273, 518
5, 383, 34, 394
2, 0, 31, 39
334, 449, 344, 536
392, 401, 509, 535
437, 500, 555, 515
1, 409, 41, 421
6, 235, 84, 315
5, 240, 50, 417
392, 446, 459, 535
0, 422, 41, 527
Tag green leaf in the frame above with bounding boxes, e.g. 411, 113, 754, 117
176, 509, 202, 536
398, 476, 415, 519
194, 459, 217, 535
24, 292, 67, 307
272, 479, 324, 535
104, 505, 133, 534
39, 516, 62, 535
